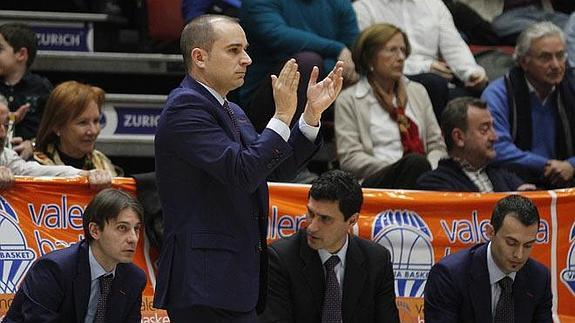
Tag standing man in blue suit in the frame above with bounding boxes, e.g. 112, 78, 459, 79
153, 14, 344, 322
3, 188, 147, 323
424, 194, 552, 322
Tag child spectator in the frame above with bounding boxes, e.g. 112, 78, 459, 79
0, 23, 53, 160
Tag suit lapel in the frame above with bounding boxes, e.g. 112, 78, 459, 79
74, 241, 91, 323
513, 263, 533, 322
469, 244, 493, 323
108, 265, 129, 322
299, 231, 325, 314
342, 236, 366, 323
185, 76, 242, 144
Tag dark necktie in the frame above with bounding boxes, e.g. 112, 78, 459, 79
322, 255, 342, 323
494, 276, 514, 323
223, 100, 241, 140
94, 274, 114, 323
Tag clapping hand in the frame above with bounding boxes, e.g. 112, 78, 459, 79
303, 61, 344, 126
272, 59, 300, 126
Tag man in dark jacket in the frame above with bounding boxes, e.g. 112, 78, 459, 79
417, 97, 534, 192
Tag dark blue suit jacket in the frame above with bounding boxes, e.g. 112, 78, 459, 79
3, 240, 146, 323
153, 76, 320, 312
416, 158, 524, 192
259, 229, 400, 323
424, 243, 552, 323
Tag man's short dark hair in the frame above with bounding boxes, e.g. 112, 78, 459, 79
83, 188, 144, 243
491, 195, 540, 234
180, 14, 237, 73
441, 97, 488, 151
0, 23, 38, 69
308, 170, 363, 220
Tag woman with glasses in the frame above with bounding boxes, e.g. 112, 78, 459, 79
335, 23, 447, 189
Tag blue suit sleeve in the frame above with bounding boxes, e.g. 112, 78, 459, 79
482, 80, 548, 171
424, 262, 461, 323
17, 259, 65, 322
159, 95, 318, 193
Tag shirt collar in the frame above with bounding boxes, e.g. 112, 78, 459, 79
318, 235, 349, 268
487, 241, 516, 285
452, 156, 486, 172
524, 76, 555, 105
197, 80, 226, 106
89, 245, 116, 282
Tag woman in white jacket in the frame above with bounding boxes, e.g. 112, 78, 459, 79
335, 23, 447, 189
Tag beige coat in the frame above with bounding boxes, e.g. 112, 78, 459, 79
335, 77, 447, 181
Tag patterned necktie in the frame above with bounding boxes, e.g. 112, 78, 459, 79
494, 276, 514, 323
223, 100, 241, 140
94, 274, 114, 323
322, 255, 342, 323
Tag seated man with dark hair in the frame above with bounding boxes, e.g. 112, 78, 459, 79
259, 170, 399, 323
417, 97, 534, 192
425, 194, 552, 322
3, 189, 147, 323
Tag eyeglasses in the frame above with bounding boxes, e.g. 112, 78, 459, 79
380, 46, 407, 58
529, 50, 567, 63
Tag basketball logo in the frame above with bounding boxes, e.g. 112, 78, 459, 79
372, 209, 434, 298
561, 223, 575, 296
0, 196, 36, 293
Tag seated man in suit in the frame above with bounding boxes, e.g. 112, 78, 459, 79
424, 194, 552, 322
259, 170, 400, 323
417, 97, 535, 192
3, 188, 147, 323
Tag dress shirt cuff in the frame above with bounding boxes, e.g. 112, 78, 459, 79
298, 115, 320, 142
267, 117, 291, 142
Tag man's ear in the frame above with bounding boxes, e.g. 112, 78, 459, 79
14, 47, 28, 65
88, 222, 101, 241
452, 128, 465, 148
191, 48, 207, 69
347, 213, 359, 226
485, 223, 495, 241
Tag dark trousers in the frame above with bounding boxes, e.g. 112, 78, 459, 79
168, 305, 257, 323
407, 73, 482, 121
243, 51, 325, 133
362, 154, 431, 189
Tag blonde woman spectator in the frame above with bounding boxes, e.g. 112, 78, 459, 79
34, 81, 121, 176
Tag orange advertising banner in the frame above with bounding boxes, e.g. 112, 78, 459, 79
1, 179, 574, 322
268, 184, 575, 323
0, 177, 168, 322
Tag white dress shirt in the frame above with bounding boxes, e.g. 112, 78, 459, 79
353, 0, 486, 82
85, 245, 116, 323
318, 236, 349, 289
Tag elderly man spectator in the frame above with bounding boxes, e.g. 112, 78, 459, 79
417, 97, 534, 192
481, 22, 575, 189
353, 0, 488, 117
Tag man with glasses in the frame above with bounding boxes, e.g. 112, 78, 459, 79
482, 21, 575, 189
